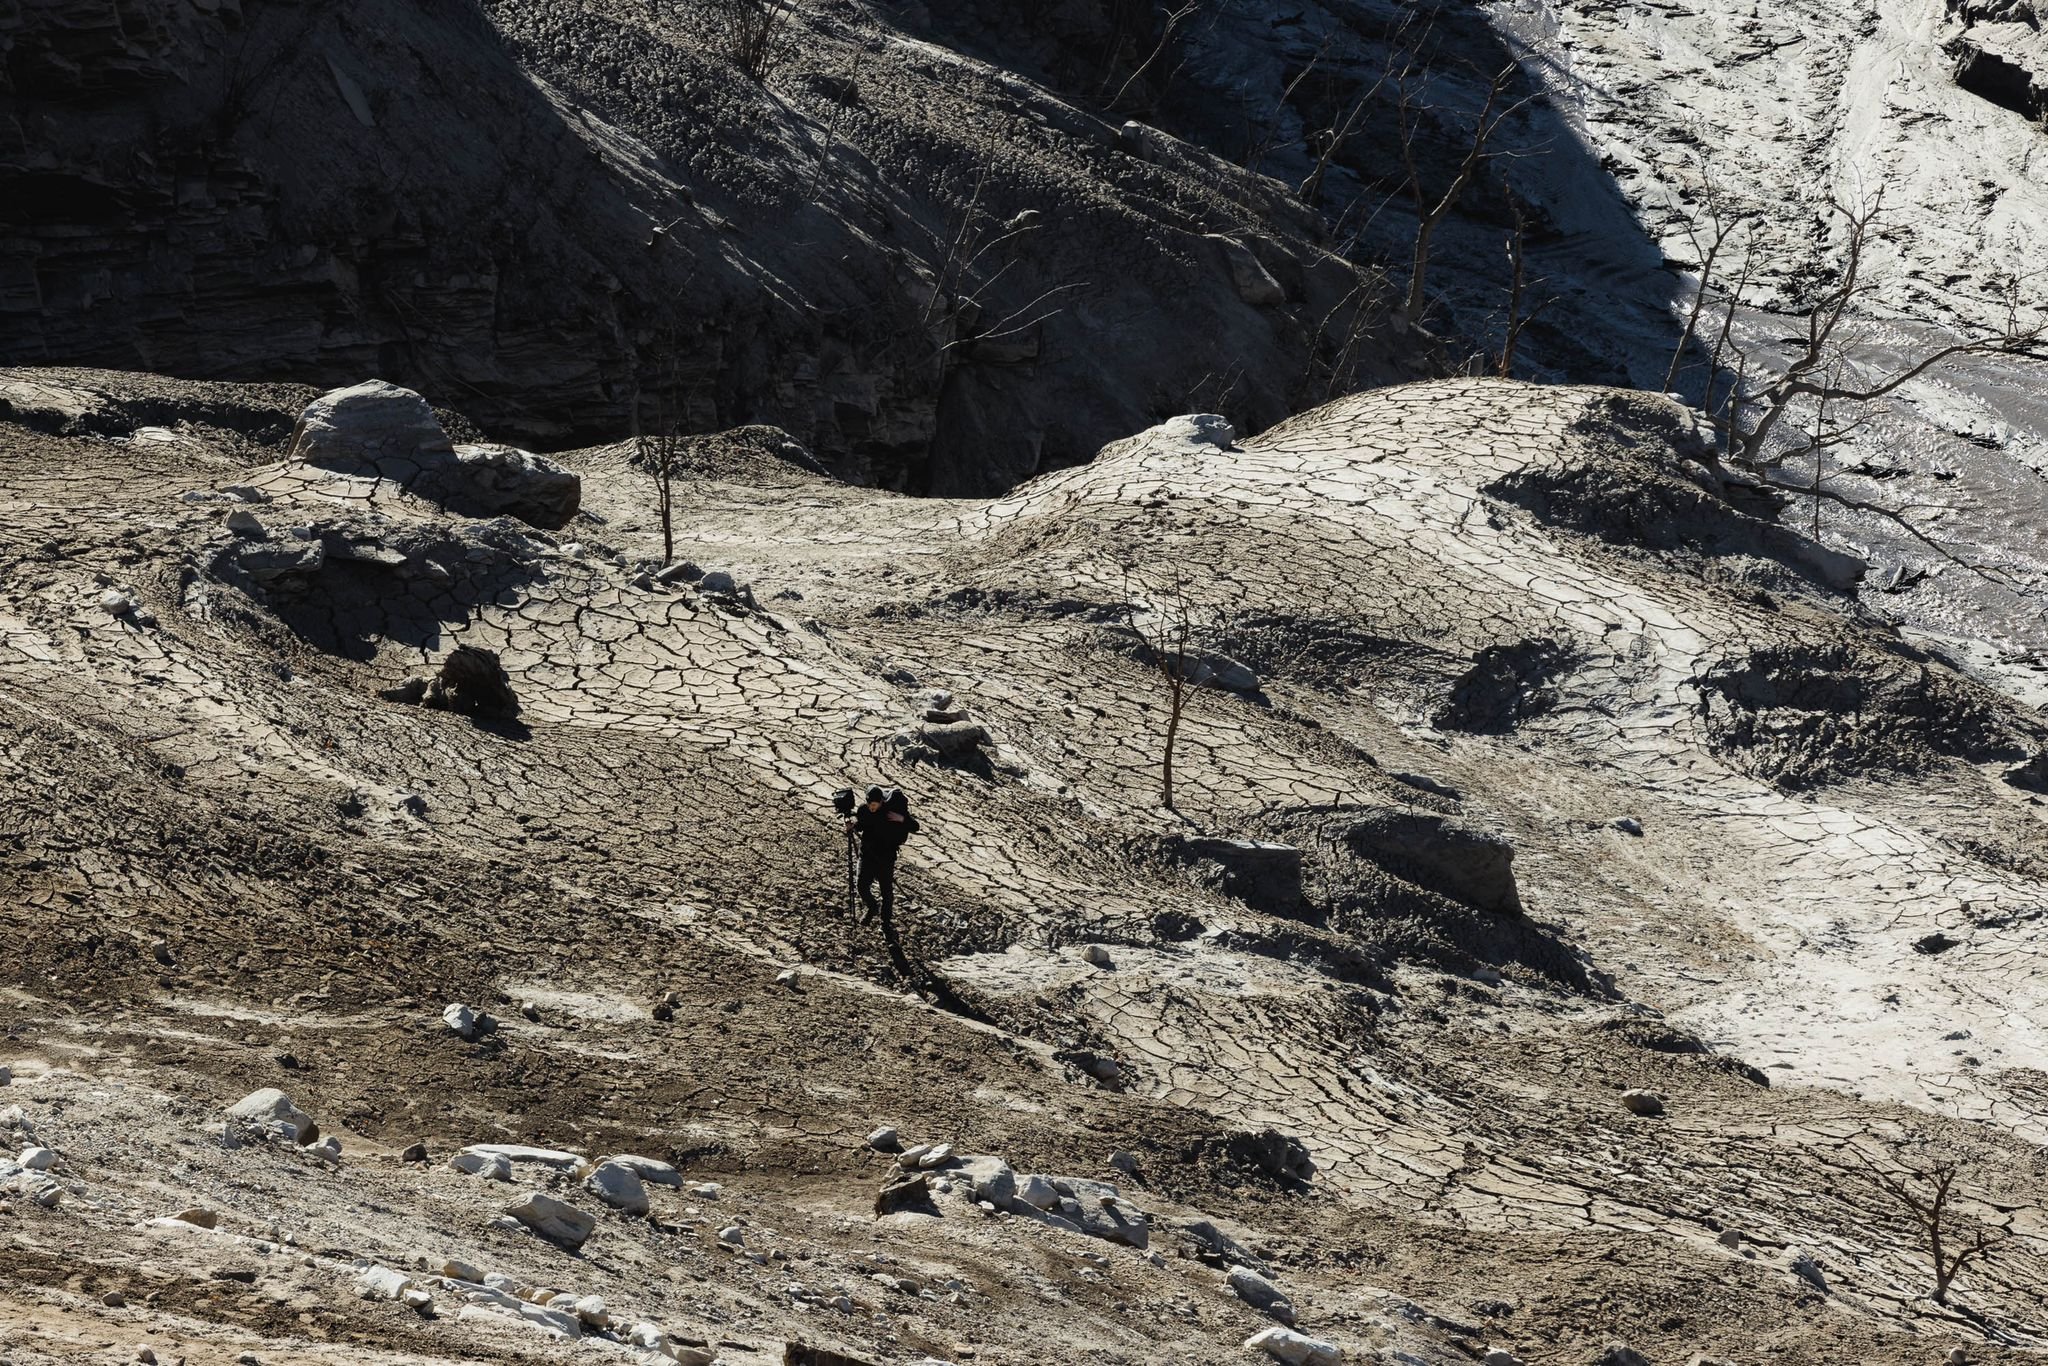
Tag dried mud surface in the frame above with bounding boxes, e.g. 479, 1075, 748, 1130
4, 369, 2048, 1364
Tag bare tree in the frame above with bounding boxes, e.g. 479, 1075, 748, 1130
1697, 194, 2045, 473
1123, 565, 1204, 813
1844, 1143, 2015, 1307
1667, 193, 2047, 582
917, 166, 1086, 370
1495, 200, 1557, 377
1391, 55, 1536, 331
711, 0, 800, 84
634, 390, 686, 568
1103, 3, 1201, 111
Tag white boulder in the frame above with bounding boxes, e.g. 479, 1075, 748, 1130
1246, 1326, 1344, 1365
226, 1089, 316, 1142
584, 1161, 650, 1216
598, 1154, 682, 1187
503, 1192, 597, 1250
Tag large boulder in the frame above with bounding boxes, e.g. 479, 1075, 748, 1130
1275, 805, 1521, 916
287, 381, 580, 529
1160, 837, 1303, 914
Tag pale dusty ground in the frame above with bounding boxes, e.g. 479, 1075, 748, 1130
4, 369, 2048, 1364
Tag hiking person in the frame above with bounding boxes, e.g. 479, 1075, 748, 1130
844, 786, 918, 924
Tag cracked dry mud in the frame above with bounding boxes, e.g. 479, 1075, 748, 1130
5, 369, 2048, 1365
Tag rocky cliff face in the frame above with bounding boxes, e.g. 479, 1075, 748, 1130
0, 0, 1425, 493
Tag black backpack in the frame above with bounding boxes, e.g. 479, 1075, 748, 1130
883, 788, 921, 841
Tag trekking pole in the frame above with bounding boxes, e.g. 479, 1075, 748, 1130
846, 828, 859, 924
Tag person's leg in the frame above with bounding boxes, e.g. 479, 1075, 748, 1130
877, 854, 896, 920
858, 854, 882, 922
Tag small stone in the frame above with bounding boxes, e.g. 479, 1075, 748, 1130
520, 1002, 541, 1022
102, 1290, 126, 1308
98, 589, 135, 615
0, 1065, 10, 1085
718, 1225, 746, 1245
400, 1142, 429, 1163
866, 1126, 901, 1152
774, 967, 801, 987
169, 1206, 219, 1229
1611, 816, 1644, 836
651, 1001, 676, 1022
19, 1146, 57, 1171
441, 1002, 480, 1039
687, 1181, 722, 1199
1081, 942, 1116, 968
1484, 1351, 1525, 1366
1107, 1149, 1138, 1175
1595, 1346, 1650, 1366
916, 1143, 955, 1169
401, 1287, 434, 1313
1948, 1351, 1970, 1366
150, 939, 175, 966
136, 1348, 156, 1365
304, 1136, 342, 1161
572, 1294, 609, 1327
439, 1257, 484, 1282
225, 507, 265, 535
1620, 1089, 1665, 1117
1716, 1228, 1742, 1249
699, 569, 739, 594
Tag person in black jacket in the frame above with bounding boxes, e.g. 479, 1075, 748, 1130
845, 786, 918, 924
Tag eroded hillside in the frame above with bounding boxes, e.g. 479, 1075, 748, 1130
4, 369, 2048, 1364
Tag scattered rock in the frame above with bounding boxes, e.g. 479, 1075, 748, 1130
571, 1293, 609, 1328
875, 1172, 937, 1217
98, 589, 136, 616
18, 1146, 57, 1171
599, 1154, 682, 1187
1107, 1149, 1139, 1176
225, 1089, 317, 1144
1716, 1228, 1741, 1249
304, 1136, 342, 1162
866, 1126, 901, 1152
460, 1143, 582, 1170
688, 1181, 722, 1200
1620, 1089, 1665, 1117
450, 1150, 514, 1181
584, 1161, 651, 1216
400, 1142, 429, 1163
357, 1266, 416, 1301
1784, 1246, 1828, 1293
101, 1290, 126, 1308
441, 1003, 494, 1040
378, 676, 431, 705
915, 1142, 956, 1169
1595, 1346, 1650, 1366
717, 1224, 747, 1245
1245, 1325, 1343, 1365
424, 645, 520, 721
1228, 1266, 1296, 1324
503, 1191, 597, 1250
167, 1206, 219, 1229
947, 1154, 1017, 1207
1483, 1351, 1525, 1366
1611, 816, 1644, 836
1079, 943, 1113, 968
